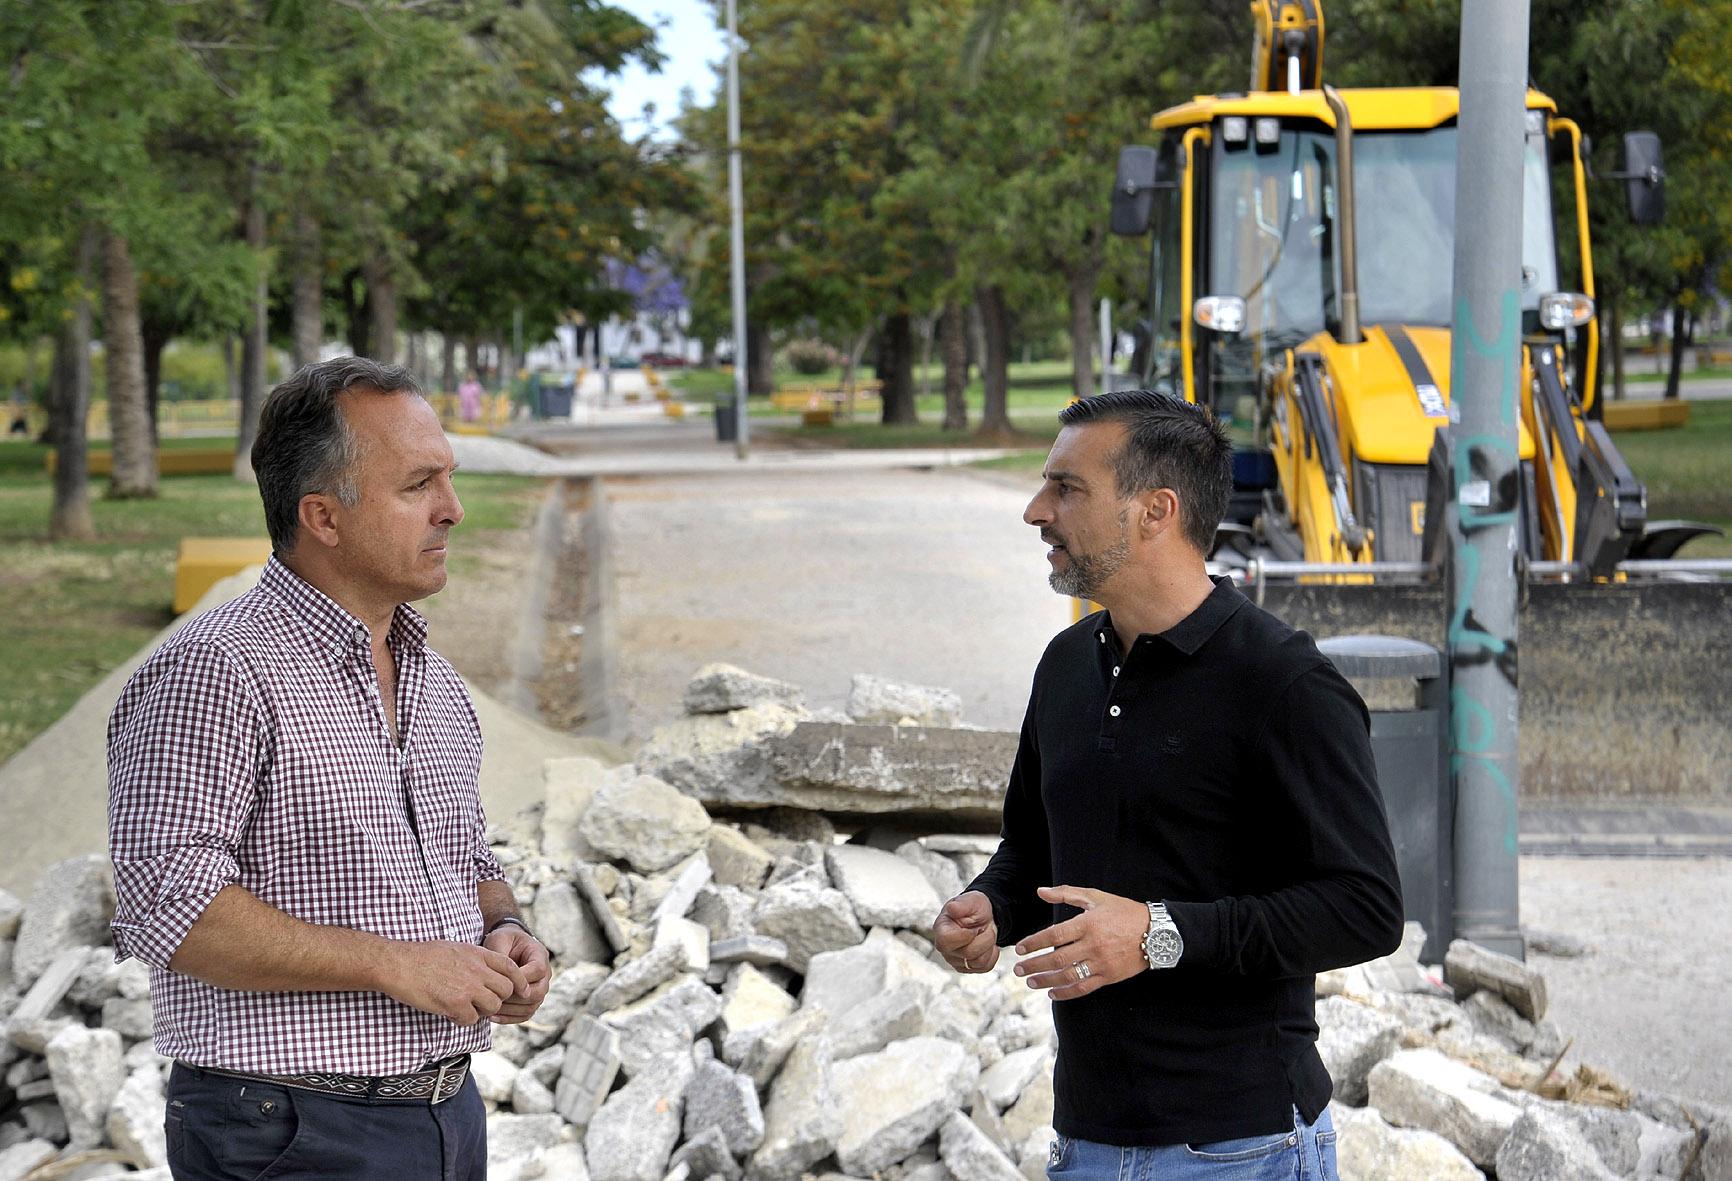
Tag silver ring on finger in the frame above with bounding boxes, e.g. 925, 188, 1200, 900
1074, 960, 1091, 981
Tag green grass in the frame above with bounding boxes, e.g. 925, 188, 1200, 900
0, 436, 545, 764
1609, 399, 1732, 556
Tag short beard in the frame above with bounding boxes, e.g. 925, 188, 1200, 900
1048, 511, 1130, 600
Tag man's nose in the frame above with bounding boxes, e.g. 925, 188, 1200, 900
1024, 488, 1050, 527
438, 478, 464, 527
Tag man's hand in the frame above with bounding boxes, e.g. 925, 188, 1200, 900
482, 927, 552, 1024
933, 891, 1000, 974
1013, 885, 1148, 1000
380, 941, 528, 1025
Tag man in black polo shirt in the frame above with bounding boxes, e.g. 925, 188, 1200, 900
933, 390, 1402, 1179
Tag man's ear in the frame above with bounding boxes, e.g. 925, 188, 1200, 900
1139, 488, 1181, 536
297, 493, 342, 550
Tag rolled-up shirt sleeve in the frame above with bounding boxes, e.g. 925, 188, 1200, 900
107, 641, 265, 968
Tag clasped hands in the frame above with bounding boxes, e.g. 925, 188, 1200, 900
931, 885, 1149, 1000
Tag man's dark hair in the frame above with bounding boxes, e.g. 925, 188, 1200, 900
252, 356, 423, 553
1058, 389, 1233, 554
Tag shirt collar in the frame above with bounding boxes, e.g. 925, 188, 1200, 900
1095, 575, 1245, 657
259, 556, 429, 656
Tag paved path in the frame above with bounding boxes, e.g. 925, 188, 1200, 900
604, 466, 1070, 745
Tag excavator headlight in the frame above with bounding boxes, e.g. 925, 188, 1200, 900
1193, 296, 1247, 334
1222, 117, 1249, 144
1255, 117, 1282, 145
1538, 292, 1595, 331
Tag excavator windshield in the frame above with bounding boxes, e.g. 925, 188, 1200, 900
1209, 123, 1559, 353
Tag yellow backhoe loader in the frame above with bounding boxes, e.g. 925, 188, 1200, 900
1105, 0, 1732, 798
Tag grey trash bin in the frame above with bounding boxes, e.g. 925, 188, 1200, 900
1318, 634, 1452, 964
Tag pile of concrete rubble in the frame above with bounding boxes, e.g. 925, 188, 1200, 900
0, 664, 1725, 1181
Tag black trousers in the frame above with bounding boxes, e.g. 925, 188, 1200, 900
166, 1062, 486, 1181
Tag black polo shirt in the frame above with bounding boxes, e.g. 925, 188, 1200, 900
969, 577, 1403, 1147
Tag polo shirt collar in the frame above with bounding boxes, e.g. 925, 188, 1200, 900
260, 555, 429, 656
1094, 575, 1245, 657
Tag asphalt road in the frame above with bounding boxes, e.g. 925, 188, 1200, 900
601, 462, 1731, 1111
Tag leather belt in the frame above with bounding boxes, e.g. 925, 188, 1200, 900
191, 1053, 470, 1105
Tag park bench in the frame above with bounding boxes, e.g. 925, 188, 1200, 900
769, 382, 884, 425
173, 537, 273, 613
45, 448, 235, 476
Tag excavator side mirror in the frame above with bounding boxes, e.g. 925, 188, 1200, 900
1621, 132, 1665, 226
1110, 146, 1169, 236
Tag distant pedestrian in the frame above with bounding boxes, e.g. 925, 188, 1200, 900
108, 356, 549, 1180
933, 389, 1403, 1180
8, 382, 26, 437
457, 371, 484, 423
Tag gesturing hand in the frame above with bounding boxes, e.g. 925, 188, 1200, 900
932, 890, 1000, 974
384, 941, 528, 1025
1013, 885, 1149, 1000
482, 927, 552, 1024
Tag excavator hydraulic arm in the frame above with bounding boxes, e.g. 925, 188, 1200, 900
1250, 0, 1324, 93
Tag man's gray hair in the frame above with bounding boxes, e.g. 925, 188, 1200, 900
252, 356, 423, 553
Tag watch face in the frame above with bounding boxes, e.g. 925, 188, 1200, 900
1146, 928, 1182, 967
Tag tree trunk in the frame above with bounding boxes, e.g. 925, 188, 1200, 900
746, 323, 774, 396
1067, 263, 1100, 402
1609, 297, 1627, 401
142, 314, 171, 446
917, 313, 936, 400
406, 332, 422, 388
940, 301, 968, 432
224, 333, 241, 403
1663, 302, 1688, 400
343, 268, 370, 359
235, 191, 268, 482
364, 254, 398, 364
878, 312, 918, 425
50, 227, 98, 540
441, 334, 457, 394
976, 285, 1014, 436
103, 231, 156, 499
291, 207, 322, 370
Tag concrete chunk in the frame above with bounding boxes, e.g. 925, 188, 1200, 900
1494, 1106, 1620, 1181
804, 927, 948, 1016
573, 865, 630, 955
0, 1140, 57, 1181
763, 724, 1013, 821
654, 915, 711, 974
750, 877, 865, 972
599, 975, 722, 1078
833, 1038, 980, 1176
825, 845, 942, 930
580, 772, 713, 874
747, 1039, 843, 1181
1330, 1102, 1483, 1181
712, 935, 789, 968
724, 1006, 828, 1090
684, 1055, 766, 1157
939, 1110, 1023, 1181
14, 855, 112, 987
106, 1067, 167, 1170
1367, 1048, 1525, 1169
894, 841, 963, 906
720, 963, 797, 1043
587, 942, 688, 1015
652, 857, 714, 924
1445, 940, 1548, 1022
1315, 996, 1404, 1106
671, 1125, 742, 1181
685, 664, 805, 714
977, 1045, 1047, 1110
45, 1024, 125, 1148
540, 756, 609, 865
846, 675, 962, 727
585, 1052, 694, 1181
637, 704, 806, 808
709, 827, 776, 892
826, 981, 926, 1061
533, 880, 612, 966
555, 1015, 622, 1129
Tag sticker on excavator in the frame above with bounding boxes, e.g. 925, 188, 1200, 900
1410, 501, 1425, 535
1416, 383, 1448, 419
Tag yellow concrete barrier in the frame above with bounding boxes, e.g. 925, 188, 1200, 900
174, 538, 273, 613
46, 448, 236, 476
1602, 400, 1690, 431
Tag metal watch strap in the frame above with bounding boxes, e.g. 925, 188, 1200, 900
1143, 900, 1182, 969
487, 915, 535, 941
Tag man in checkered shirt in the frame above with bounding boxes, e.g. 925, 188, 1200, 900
108, 356, 550, 1180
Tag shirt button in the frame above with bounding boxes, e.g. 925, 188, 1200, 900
1112, 666, 1120, 676
1098, 633, 1105, 643
1109, 705, 1122, 717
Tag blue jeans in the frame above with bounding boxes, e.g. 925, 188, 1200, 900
1047, 1107, 1337, 1181
165, 1062, 486, 1181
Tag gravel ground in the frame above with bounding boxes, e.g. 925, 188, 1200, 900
604, 466, 1070, 743
1520, 856, 1732, 1107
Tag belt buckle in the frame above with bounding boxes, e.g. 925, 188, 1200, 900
431, 1058, 458, 1105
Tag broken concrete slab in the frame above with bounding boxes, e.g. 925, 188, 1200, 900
13, 857, 112, 988
826, 982, 927, 1062
724, 1006, 828, 1091
747, 1039, 843, 1181
586, 942, 688, 1015
653, 916, 711, 974
585, 1052, 695, 1181
750, 877, 865, 973
540, 756, 609, 865
44, 1025, 124, 1149
938, 1109, 1023, 1181
1494, 1105, 1620, 1181
532, 880, 612, 966
711, 935, 788, 968
709, 827, 775, 892
683, 1055, 765, 1157
105, 1067, 166, 1171
895, 841, 964, 906
803, 928, 948, 1017
1329, 1102, 1483, 1181
1367, 1048, 1526, 1169
636, 704, 807, 807
555, 1016, 622, 1129
1316, 996, 1405, 1106
719, 963, 797, 1043
761, 724, 1014, 822
580, 772, 713, 874
599, 975, 721, 1078
825, 845, 941, 930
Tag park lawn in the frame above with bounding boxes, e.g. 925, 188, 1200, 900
974, 400, 1732, 558
0, 436, 545, 765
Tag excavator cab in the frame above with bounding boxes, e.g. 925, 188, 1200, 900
1109, 4, 1698, 579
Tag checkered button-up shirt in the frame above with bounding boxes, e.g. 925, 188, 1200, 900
107, 557, 505, 1075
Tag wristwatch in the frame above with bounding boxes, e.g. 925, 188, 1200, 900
487, 916, 537, 941
1142, 901, 1183, 969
